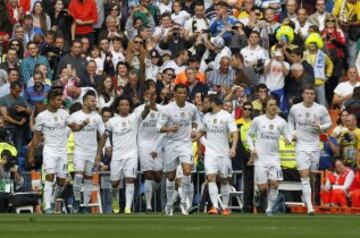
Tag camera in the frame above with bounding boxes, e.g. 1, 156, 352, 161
1, 150, 17, 172
343, 133, 353, 143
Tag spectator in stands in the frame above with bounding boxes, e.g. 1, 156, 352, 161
309, 0, 331, 32
344, 87, 360, 125
333, 67, 360, 108
0, 68, 20, 98
79, 60, 102, 88
185, 67, 208, 102
206, 56, 235, 93
318, 133, 339, 170
56, 40, 86, 80
320, 159, 357, 207
68, 0, 98, 46
184, 1, 208, 36
279, 0, 298, 23
251, 84, 268, 116
20, 41, 51, 86
125, 36, 148, 84
0, 81, 32, 153
21, 14, 43, 46
31, 1, 51, 33
98, 16, 122, 42
123, 70, 143, 107
0, 48, 20, 73
338, 113, 360, 168
97, 75, 115, 110
24, 71, 50, 106
332, 109, 350, 139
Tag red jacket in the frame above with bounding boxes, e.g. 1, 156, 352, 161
328, 167, 358, 192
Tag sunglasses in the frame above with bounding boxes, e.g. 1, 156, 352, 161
134, 40, 143, 44
327, 19, 335, 23
111, 8, 119, 11
243, 108, 252, 111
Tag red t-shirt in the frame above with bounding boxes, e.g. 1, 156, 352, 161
68, 0, 98, 35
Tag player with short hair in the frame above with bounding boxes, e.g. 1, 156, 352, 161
96, 95, 149, 214
199, 94, 238, 215
69, 90, 105, 213
28, 90, 87, 213
134, 83, 163, 212
247, 95, 291, 216
288, 85, 332, 215
157, 84, 201, 216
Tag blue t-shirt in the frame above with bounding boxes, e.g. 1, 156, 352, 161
319, 136, 338, 170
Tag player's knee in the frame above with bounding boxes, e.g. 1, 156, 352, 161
56, 178, 66, 186
125, 177, 135, 184
112, 181, 120, 188
46, 174, 55, 182
270, 181, 279, 189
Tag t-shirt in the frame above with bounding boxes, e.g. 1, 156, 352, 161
247, 114, 290, 166
201, 110, 237, 156
288, 102, 332, 152
334, 81, 360, 98
68, 110, 105, 155
157, 101, 200, 144
134, 104, 163, 151
338, 128, 360, 167
264, 59, 290, 91
105, 112, 141, 159
34, 109, 70, 153
0, 95, 29, 126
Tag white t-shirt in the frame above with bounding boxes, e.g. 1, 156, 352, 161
134, 104, 164, 151
184, 17, 209, 35
201, 110, 237, 156
111, 50, 126, 70
157, 101, 201, 144
105, 112, 141, 159
334, 81, 360, 97
160, 60, 187, 75
68, 110, 105, 155
157, 2, 172, 14
294, 21, 312, 39
240, 45, 269, 68
34, 109, 70, 153
247, 115, 290, 166
171, 10, 191, 26
265, 59, 290, 91
288, 102, 332, 152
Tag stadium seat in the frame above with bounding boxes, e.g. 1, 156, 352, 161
278, 181, 305, 207
219, 186, 243, 212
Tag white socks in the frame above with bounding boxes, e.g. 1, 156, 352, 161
125, 183, 135, 209
221, 184, 230, 209
166, 179, 175, 206
208, 181, 219, 209
266, 188, 278, 213
182, 176, 193, 205
111, 185, 120, 202
83, 179, 93, 206
144, 180, 153, 209
73, 174, 83, 202
301, 178, 313, 211
44, 181, 53, 209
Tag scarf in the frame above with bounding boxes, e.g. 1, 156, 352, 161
314, 50, 326, 81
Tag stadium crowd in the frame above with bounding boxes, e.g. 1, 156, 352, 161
1, 0, 360, 215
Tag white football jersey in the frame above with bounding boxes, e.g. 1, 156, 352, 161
157, 101, 201, 143
68, 110, 105, 155
247, 114, 290, 166
34, 109, 70, 153
134, 104, 163, 151
288, 102, 331, 152
201, 110, 237, 156
105, 112, 141, 159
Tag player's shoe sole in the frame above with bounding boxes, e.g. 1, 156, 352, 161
222, 208, 231, 215
112, 199, 120, 214
208, 207, 219, 215
124, 207, 132, 214
165, 205, 173, 216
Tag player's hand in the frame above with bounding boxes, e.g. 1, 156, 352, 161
83, 118, 90, 126
168, 125, 179, 133
311, 122, 321, 131
150, 151, 157, 159
15, 105, 26, 112
18, 118, 27, 126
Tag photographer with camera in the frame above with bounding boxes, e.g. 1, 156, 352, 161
0, 127, 24, 213
338, 114, 360, 169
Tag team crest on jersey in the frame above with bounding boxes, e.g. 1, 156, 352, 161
213, 119, 217, 124
305, 113, 310, 118
180, 112, 185, 118
122, 122, 126, 127
269, 124, 274, 130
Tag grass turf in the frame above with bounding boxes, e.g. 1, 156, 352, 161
0, 214, 360, 238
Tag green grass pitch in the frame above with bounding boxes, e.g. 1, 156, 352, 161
0, 214, 360, 238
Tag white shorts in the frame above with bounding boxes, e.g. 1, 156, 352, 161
74, 152, 96, 176
205, 155, 233, 178
110, 157, 138, 181
255, 165, 283, 185
163, 141, 193, 172
296, 151, 320, 172
139, 148, 163, 172
43, 150, 67, 178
